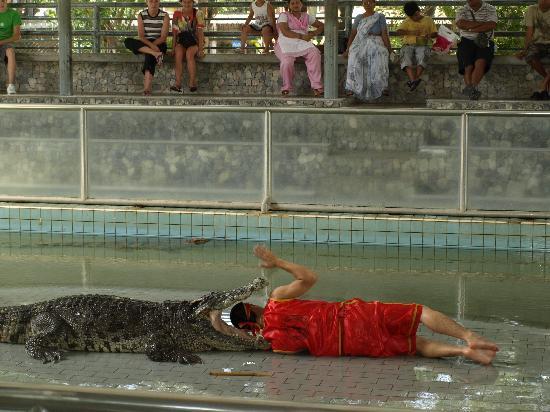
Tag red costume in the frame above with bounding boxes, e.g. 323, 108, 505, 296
262, 298, 422, 357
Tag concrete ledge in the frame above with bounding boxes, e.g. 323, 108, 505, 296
427, 99, 550, 111
0, 93, 348, 107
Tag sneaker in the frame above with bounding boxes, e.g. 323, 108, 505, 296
409, 78, 422, 92
462, 85, 473, 96
469, 87, 481, 101
7, 84, 16, 95
531, 90, 549, 100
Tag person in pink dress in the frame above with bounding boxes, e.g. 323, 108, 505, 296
274, 0, 324, 96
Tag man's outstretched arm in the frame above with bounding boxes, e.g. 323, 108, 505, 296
254, 245, 318, 300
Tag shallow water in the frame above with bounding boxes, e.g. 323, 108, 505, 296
1, 232, 549, 410
1, 232, 549, 328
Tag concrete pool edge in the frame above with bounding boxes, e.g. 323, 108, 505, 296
1, 203, 549, 251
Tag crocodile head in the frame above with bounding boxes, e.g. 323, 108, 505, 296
192, 277, 268, 317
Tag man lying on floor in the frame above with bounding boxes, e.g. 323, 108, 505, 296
221, 245, 499, 365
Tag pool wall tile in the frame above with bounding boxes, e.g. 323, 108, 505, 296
2, 205, 550, 251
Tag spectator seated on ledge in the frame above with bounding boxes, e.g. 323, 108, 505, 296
274, 0, 324, 96
0, 0, 21, 95
123, 0, 170, 96
396, 1, 437, 92
516, 0, 550, 100
343, 0, 392, 101
170, 0, 205, 93
238, 0, 277, 54
455, 0, 497, 100
226, 246, 500, 365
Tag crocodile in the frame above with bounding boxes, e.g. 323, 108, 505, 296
0, 277, 269, 364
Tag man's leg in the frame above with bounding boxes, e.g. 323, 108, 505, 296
416, 337, 497, 365
527, 57, 548, 78
6, 47, 16, 85
405, 66, 416, 82
420, 306, 498, 351
463, 65, 474, 87
471, 58, 487, 87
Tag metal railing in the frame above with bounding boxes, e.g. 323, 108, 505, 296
0, 104, 549, 218
0, 382, 395, 412
12, 0, 531, 54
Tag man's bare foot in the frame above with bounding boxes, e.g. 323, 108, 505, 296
464, 347, 497, 365
466, 332, 499, 351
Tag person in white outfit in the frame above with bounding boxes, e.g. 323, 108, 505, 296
239, 0, 277, 54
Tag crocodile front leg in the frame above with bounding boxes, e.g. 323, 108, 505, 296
144, 332, 203, 365
25, 312, 71, 363
192, 277, 268, 316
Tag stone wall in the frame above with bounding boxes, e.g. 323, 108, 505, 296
0, 53, 546, 102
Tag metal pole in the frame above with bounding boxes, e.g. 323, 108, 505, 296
261, 110, 272, 213
92, 5, 101, 53
459, 113, 468, 212
344, 4, 353, 37
58, 0, 73, 95
80, 108, 88, 201
323, 0, 338, 99
457, 274, 465, 322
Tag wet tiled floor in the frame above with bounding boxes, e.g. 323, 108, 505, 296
0, 288, 548, 410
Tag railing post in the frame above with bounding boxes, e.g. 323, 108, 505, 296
92, 5, 101, 53
57, 0, 73, 95
261, 110, 272, 213
459, 113, 468, 213
323, 0, 338, 99
344, 3, 353, 37
80, 108, 88, 201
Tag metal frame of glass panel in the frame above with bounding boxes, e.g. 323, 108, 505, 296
0, 104, 548, 218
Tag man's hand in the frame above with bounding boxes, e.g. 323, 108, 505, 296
254, 245, 279, 268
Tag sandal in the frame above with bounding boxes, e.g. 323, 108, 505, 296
313, 89, 324, 97
189, 86, 198, 92
170, 85, 183, 93
143, 90, 151, 96
281, 90, 290, 96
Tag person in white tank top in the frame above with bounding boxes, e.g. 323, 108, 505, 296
238, 0, 277, 54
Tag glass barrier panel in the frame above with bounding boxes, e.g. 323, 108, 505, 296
271, 112, 461, 209
467, 114, 550, 212
86, 110, 264, 202
0, 109, 81, 197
